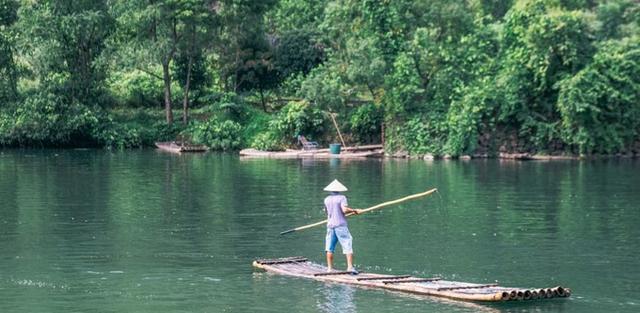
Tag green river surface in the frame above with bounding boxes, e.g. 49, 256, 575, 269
1, 150, 638, 313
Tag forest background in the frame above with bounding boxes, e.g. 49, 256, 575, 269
0, 0, 638, 157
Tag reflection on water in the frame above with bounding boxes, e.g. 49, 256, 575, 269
317, 284, 356, 313
0, 150, 638, 313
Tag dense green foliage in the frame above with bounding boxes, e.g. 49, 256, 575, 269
0, 0, 638, 155
0, 0, 18, 105
189, 118, 242, 151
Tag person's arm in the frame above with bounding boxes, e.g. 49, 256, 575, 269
341, 203, 363, 215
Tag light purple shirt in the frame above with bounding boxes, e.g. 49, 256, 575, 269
325, 194, 348, 228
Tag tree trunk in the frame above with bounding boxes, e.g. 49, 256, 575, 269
381, 122, 385, 147
259, 87, 267, 112
182, 54, 193, 124
367, 83, 376, 101
162, 60, 173, 124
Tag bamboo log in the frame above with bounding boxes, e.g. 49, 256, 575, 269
280, 188, 438, 235
357, 275, 411, 281
383, 278, 441, 284
531, 290, 539, 300
255, 256, 307, 265
547, 288, 556, 298
314, 271, 357, 276
258, 258, 308, 265
538, 289, 546, 298
523, 290, 532, 300
437, 283, 498, 291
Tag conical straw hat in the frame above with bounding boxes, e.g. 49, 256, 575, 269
324, 179, 348, 192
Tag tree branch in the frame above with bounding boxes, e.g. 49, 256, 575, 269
136, 66, 163, 81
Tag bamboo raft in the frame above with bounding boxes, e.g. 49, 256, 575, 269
155, 141, 208, 153
253, 257, 571, 303
239, 144, 384, 159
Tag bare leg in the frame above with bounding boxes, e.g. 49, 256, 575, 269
346, 253, 354, 271
326, 252, 334, 271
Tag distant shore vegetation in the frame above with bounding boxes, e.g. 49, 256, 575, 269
0, 0, 638, 156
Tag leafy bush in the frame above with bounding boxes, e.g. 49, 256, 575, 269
299, 65, 346, 112
445, 86, 487, 155
242, 107, 272, 144
349, 103, 383, 143
90, 115, 143, 148
493, 2, 596, 151
189, 118, 242, 151
89, 109, 184, 149
3, 91, 99, 146
268, 100, 325, 145
399, 115, 447, 156
207, 92, 247, 122
108, 70, 164, 107
557, 38, 640, 154
0, 31, 18, 104
251, 131, 285, 151
0, 110, 14, 144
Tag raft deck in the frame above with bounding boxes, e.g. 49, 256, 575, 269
155, 141, 208, 153
239, 144, 384, 159
253, 257, 571, 303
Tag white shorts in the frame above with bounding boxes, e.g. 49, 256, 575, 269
325, 226, 353, 254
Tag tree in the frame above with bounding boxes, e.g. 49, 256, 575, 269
273, 29, 324, 80
174, 50, 208, 122
18, 0, 113, 104
266, 0, 325, 33
476, 0, 513, 20
594, 0, 637, 40
173, 1, 218, 123
557, 38, 640, 154
214, 0, 277, 110
234, 43, 279, 112
111, 0, 218, 124
0, 0, 18, 105
496, 1, 595, 149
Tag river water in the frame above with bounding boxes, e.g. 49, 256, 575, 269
0, 150, 638, 312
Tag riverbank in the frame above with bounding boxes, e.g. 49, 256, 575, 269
386, 151, 640, 161
3, 145, 639, 161
236, 146, 640, 160
2, 107, 638, 160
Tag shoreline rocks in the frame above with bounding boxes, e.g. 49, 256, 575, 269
385, 152, 639, 160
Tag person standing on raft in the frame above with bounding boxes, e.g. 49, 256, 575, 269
323, 179, 363, 273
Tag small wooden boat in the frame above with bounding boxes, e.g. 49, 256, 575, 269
155, 141, 208, 153
253, 257, 571, 303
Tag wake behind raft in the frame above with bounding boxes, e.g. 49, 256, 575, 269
252, 257, 571, 303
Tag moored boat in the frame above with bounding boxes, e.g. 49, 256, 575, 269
240, 144, 384, 159
155, 141, 208, 153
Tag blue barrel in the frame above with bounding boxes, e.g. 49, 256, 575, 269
329, 144, 341, 154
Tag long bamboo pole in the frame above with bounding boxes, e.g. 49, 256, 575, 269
280, 188, 437, 235
329, 113, 347, 148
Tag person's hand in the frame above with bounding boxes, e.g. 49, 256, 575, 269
354, 209, 363, 215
